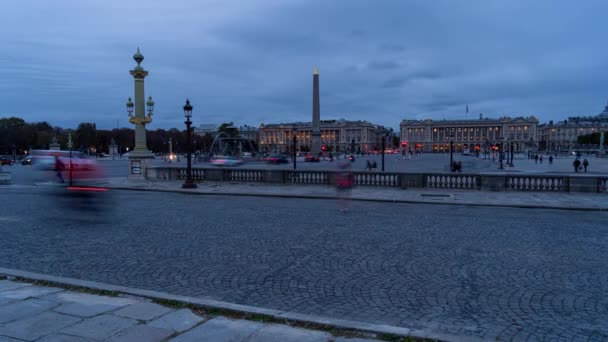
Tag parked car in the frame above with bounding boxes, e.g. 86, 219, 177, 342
0, 156, 13, 166
21, 156, 33, 165
304, 154, 320, 162
211, 156, 243, 167
265, 154, 289, 164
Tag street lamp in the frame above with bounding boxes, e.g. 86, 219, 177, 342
509, 140, 515, 167
126, 97, 134, 117
381, 132, 387, 171
499, 136, 504, 170
292, 128, 297, 170
449, 134, 454, 171
68, 133, 73, 186
182, 99, 197, 189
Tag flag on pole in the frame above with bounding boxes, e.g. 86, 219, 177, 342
466, 104, 469, 114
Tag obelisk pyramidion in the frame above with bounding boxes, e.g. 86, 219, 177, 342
311, 66, 321, 155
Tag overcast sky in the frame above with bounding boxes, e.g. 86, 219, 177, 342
2, 0, 608, 130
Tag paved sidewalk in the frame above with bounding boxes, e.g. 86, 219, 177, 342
0, 278, 381, 342
101, 177, 608, 211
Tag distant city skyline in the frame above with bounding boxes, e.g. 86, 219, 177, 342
3, 0, 608, 130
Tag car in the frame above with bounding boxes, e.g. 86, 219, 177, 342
21, 156, 33, 165
0, 156, 14, 166
304, 154, 320, 162
265, 154, 289, 164
211, 156, 243, 167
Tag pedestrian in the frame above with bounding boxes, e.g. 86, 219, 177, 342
336, 160, 353, 213
549, 156, 553, 165
583, 159, 589, 172
573, 159, 581, 173
366, 160, 371, 171
372, 160, 377, 169
534, 155, 538, 164
539, 156, 543, 164
54, 156, 65, 183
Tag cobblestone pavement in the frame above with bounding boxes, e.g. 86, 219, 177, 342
1, 187, 607, 341
0, 279, 367, 341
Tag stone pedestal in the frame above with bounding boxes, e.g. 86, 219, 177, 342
480, 173, 507, 191
128, 156, 153, 181
0, 171, 11, 185
569, 176, 599, 193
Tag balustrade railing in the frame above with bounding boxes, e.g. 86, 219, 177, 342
599, 178, 608, 193
506, 175, 566, 191
227, 169, 264, 182
353, 172, 400, 187
426, 173, 479, 189
147, 166, 608, 193
288, 171, 330, 184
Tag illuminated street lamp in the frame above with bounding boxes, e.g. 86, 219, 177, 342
381, 132, 387, 171
182, 99, 196, 189
292, 128, 297, 170
449, 133, 455, 171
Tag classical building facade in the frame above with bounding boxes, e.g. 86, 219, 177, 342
259, 120, 389, 153
400, 115, 539, 153
238, 125, 259, 145
538, 104, 608, 151
193, 123, 218, 136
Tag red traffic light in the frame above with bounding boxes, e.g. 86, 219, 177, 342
321, 145, 326, 151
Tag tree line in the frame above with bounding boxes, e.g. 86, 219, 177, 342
0, 116, 241, 156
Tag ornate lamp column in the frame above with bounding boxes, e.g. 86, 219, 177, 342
182, 99, 197, 189
127, 48, 154, 179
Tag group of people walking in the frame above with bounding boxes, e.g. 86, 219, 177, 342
573, 158, 590, 173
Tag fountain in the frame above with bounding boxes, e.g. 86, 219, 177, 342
208, 132, 257, 159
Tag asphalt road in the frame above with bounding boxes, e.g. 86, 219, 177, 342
0, 187, 606, 341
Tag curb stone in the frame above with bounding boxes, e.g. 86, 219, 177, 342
105, 186, 607, 212
0, 267, 482, 342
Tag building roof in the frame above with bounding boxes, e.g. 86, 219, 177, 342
401, 115, 538, 125
260, 119, 387, 129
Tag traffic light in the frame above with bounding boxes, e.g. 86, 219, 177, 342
401, 141, 407, 147
321, 145, 326, 151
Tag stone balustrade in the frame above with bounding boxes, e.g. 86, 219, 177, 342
145, 166, 608, 193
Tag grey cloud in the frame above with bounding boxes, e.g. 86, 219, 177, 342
2, 0, 608, 131
367, 60, 400, 70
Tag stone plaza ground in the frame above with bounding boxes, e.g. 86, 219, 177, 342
1, 153, 607, 341
0, 278, 376, 342
0, 185, 607, 341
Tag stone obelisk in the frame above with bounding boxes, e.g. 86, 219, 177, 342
311, 66, 321, 155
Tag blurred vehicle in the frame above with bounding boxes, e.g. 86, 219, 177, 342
21, 156, 33, 165
304, 154, 320, 162
211, 156, 243, 167
348, 155, 355, 162
265, 154, 289, 164
242, 152, 253, 157
0, 156, 13, 166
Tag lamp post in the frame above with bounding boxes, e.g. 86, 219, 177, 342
182, 99, 196, 189
381, 132, 387, 171
499, 136, 504, 170
510, 141, 515, 167
68, 133, 73, 186
449, 134, 454, 171
292, 128, 297, 170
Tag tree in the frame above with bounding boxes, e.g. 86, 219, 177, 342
75, 122, 97, 153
